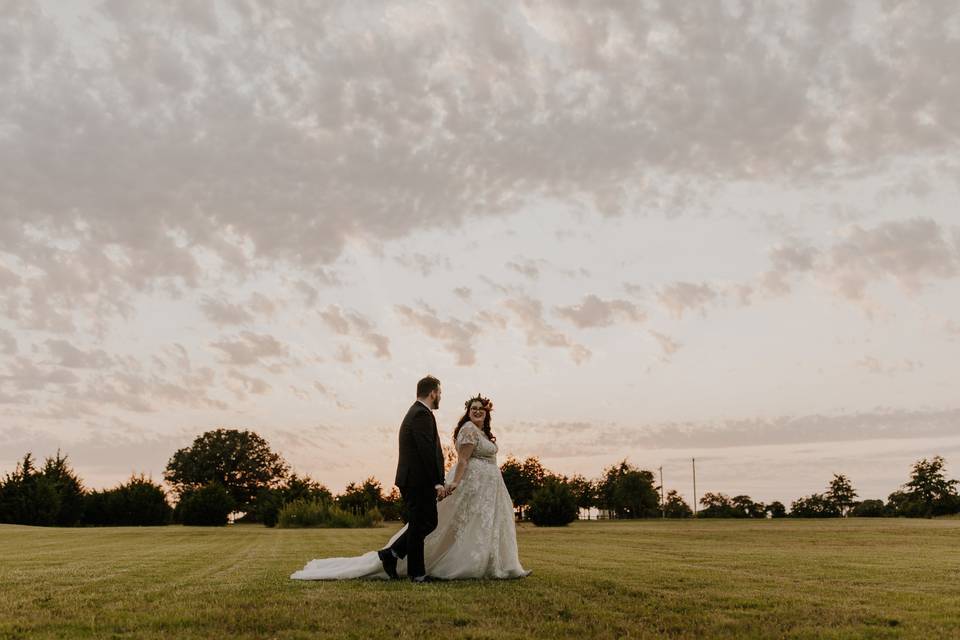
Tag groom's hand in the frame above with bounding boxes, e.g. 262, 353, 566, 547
435, 484, 447, 500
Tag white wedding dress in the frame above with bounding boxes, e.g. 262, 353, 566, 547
291, 423, 530, 580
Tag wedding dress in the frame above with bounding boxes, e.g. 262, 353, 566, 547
290, 423, 530, 580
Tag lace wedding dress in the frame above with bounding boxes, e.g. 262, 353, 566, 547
290, 423, 530, 580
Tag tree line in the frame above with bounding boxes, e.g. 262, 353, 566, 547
501, 456, 960, 524
1, 428, 957, 527
0, 429, 400, 528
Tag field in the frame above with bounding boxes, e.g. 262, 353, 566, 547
2, 519, 959, 639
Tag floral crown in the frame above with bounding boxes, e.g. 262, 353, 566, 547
464, 393, 493, 412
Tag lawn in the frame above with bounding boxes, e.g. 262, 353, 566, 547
2, 518, 958, 639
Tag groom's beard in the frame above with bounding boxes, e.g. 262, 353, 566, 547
432, 398, 440, 410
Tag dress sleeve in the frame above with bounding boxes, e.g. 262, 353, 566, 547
456, 424, 481, 448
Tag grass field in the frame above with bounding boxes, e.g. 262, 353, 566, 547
2, 519, 959, 639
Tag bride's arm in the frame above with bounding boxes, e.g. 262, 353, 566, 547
448, 443, 476, 489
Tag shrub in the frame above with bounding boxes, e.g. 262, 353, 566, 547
278, 498, 328, 528
116, 476, 172, 526
527, 477, 578, 527
253, 487, 284, 527
176, 482, 235, 526
82, 476, 172, 526
277, 499, 382, 528
254, 474, 333, 527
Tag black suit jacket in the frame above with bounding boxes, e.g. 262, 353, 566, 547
394, 401, 445, 490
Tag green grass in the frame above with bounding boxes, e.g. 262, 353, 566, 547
2, 519, 959, 639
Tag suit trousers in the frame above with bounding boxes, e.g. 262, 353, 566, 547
389, 484, 438, 578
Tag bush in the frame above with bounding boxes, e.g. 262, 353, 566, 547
254, 474, 333, 527
176, 482, 235, 526
253, 488, 284, 527
527, 477, 578, 527
277, 498, 328, 527
277, 499, 382, 528
119, 476, 172, 525
82, 476, 172, 526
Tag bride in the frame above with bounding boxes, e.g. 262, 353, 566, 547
290, 394, 530, 580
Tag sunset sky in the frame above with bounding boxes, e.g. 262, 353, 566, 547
2, 1, 959, 505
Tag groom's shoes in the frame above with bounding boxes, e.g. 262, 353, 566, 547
378, 549, 399, 580
410, 575, 443, 584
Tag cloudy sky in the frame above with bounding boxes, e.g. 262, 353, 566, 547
2, 1, 959, 505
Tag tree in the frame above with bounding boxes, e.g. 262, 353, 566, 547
698, 492, 736, 518
885, 490, 925, 517
380, 486, 404, 522
39, 451, 86, 526
527, 476, 578, 526
500, 456, 524, 516
766, 501, 787, 518
790, 493, 839, 518
442, 444, 458, 473
567, 474, 596, 519
732, 495, 765, 518
84, 475, 172, 526
500, 456, 546, 520
175, 482, 235, 526
902, 456, 958, 518
337, 477, 385, 516
164, 429, 289, 514
851, 499, 887, 517
598, 461, 659, 519
0, 453, 61, 526
253, 473, 332, 527
826, 474, 858, 517
663, 490, 693, 518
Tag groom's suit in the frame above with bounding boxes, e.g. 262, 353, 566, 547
389, 400, 445, 578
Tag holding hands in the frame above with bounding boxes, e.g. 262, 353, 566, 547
435, 482, 458, 501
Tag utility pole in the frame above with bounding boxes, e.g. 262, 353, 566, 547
659, 466, 665, 518
692, 457, 697, 517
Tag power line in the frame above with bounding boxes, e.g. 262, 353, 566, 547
692, 457, 698, 518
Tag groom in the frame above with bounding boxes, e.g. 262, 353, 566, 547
378, 375, 446, 582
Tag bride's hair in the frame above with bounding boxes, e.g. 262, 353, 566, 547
454, 394, 495, 444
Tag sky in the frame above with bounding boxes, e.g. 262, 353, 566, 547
1, 1, 959, 505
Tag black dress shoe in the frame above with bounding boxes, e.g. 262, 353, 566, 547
410, 575, 443, 584
378, 549, 398, 579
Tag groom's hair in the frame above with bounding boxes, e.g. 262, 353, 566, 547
416, 375, 440, 398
